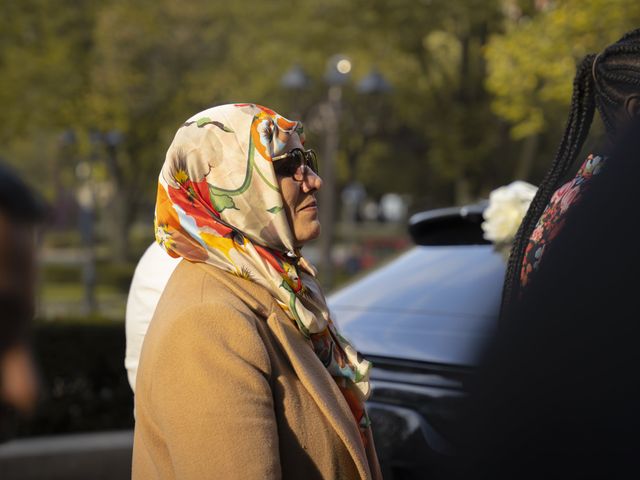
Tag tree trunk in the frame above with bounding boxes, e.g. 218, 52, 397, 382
318, 90, 341, 290
109, 194, 130, 264
454, 176, 472, 206
514, 134, 539, 180
104, 143, 129, 264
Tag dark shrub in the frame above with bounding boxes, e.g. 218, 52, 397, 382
14, 322, 133, 437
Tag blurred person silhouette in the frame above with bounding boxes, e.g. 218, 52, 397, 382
124, 241, 179, 392
454, 115, 640, 479
0, 163, 46, 440
501, 28, 640, 314
132, 104, 382, 479
450, 28, 640, 480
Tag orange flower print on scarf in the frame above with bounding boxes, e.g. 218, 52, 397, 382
155, 186, 209, 262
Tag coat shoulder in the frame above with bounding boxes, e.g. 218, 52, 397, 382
139, 261, 277, 385
156, 260, 274, 323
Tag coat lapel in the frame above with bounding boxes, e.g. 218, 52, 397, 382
266, 306, 372, 480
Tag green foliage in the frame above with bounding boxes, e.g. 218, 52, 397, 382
485, 0, 640, 139
42, 264, 83, 284
43, 261, 134, 291
2, 0, 634, 227
0, 0, 511, 217
13, 323, 133, 437
0, 0, 97, 142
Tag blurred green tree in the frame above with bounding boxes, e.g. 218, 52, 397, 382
0, 0, 97, 201
4, 0, 631, 260
485, 0, 640, 178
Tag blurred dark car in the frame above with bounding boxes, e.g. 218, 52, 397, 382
328, 204, 506, 480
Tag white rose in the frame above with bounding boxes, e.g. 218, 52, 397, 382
481, 181, 537, 245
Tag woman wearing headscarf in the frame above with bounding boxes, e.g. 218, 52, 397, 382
132, 103, 382, 480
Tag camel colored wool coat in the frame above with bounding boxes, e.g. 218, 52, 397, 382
132, 260, 382, 480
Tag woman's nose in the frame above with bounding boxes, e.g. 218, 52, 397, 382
302, 170, 323, 192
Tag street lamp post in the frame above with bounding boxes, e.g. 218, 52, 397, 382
356, 68, 392, 139
318, 55, 351, 288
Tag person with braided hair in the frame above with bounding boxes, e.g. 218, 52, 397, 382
453, 116, 640, 478
501, 28, 640, 315
448, 31, 640, 478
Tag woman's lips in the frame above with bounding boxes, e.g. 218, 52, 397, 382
298, 201, 317, 212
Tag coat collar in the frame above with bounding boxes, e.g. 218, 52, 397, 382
195, 262, 372, 479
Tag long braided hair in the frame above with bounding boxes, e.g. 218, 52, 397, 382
501, 28, 640, 315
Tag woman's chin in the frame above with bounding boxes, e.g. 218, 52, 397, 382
295, 221, 321, 246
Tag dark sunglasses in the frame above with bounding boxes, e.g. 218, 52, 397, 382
272, 148, 319, 182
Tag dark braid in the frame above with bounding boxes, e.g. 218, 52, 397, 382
501, 54, 596, 315
502, 28, 640, 316
594, 31, 640, 135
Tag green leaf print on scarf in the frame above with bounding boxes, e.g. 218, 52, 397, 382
247, 129, 280, 193
207, 127, 280, 196
254, 163, 280, 192
210, 193, 237, 213
208, 143, 254, 196
191, 117, 235, 132
281, 280, 310, 337
267, 205, 283, 214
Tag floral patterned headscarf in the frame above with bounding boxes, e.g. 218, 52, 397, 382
155, 103, 371, 432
